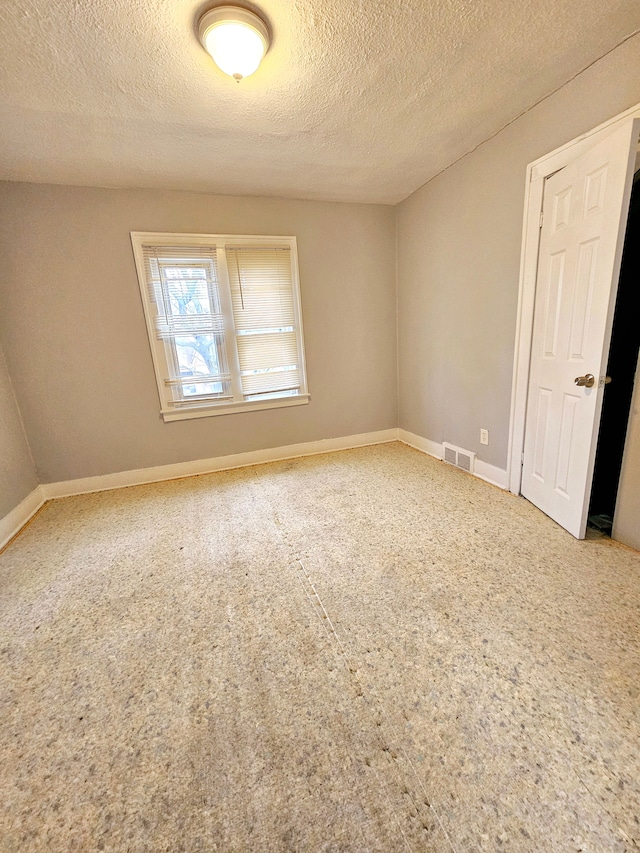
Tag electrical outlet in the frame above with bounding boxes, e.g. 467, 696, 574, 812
480, 429, 489, 446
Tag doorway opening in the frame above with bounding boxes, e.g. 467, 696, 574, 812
588, 170, 640, 535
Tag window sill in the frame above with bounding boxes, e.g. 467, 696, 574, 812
161, 393, 310, 422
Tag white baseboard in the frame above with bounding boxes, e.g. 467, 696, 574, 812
398, 429, 508, 490
41, 429, 400, 499
397, 429, 443, 460
473, 459, 509, 490
0, 486, 46, 551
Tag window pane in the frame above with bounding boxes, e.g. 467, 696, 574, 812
176, 334, 219, 375
162, 265, 212, 316
181, 380, 225, 397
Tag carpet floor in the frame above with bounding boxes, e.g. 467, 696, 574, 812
0, 442, 639, 852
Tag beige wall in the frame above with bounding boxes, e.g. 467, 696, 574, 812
397, 33, 640, 476
0, 184, 397, 483
0, 341, 38, 517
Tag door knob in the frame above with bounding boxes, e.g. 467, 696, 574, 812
574, 374, 595, 387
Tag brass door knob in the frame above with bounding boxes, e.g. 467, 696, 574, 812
575, 374, 596, 388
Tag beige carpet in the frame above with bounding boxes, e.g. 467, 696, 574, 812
1, 442, 639, 852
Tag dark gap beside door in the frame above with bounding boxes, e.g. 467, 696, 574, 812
588, 171, 640, 534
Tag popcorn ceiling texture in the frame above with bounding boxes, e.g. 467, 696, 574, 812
1, 443, 639, 851
0, 0, 639, 202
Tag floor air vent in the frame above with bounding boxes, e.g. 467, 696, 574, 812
442, 442, 476, 474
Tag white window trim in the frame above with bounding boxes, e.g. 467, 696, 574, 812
160, 393, 310, 422
131, 232, 310, 421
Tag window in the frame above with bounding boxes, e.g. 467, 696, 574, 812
131, 233, 309, 421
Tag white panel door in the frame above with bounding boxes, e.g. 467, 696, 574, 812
521, 119, 638, 538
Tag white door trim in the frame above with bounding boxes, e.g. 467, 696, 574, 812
507, 100, 640, 496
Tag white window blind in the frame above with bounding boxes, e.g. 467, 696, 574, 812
131, 233, 309, 421
227, 247, 301, 397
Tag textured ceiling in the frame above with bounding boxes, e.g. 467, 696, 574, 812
0, 0, 639, 203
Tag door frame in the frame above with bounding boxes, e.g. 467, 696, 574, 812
507, 100, 640, 497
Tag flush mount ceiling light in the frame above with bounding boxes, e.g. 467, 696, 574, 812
198, 5, 270, 82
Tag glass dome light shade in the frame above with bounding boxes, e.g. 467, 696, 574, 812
198, 6, 270, 81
